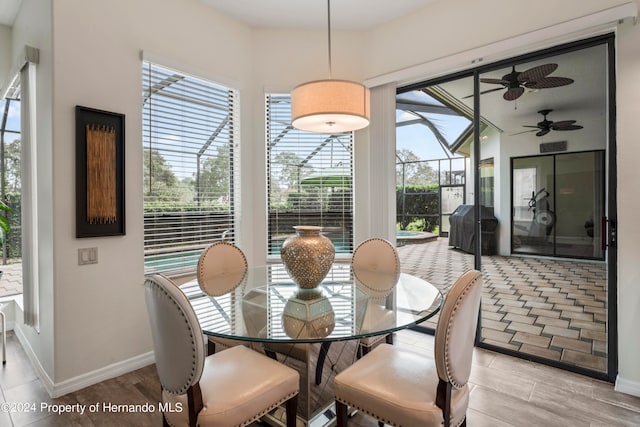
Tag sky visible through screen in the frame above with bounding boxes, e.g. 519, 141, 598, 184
0, 99, 21, 139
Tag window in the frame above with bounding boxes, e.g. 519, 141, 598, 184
142, 62, 238, 275
266, 94, 353, 256
0, 92, 22, 265
479, 158, 494, 208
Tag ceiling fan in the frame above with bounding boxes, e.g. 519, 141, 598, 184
516, 109, 583, 137
476, 63, 574, 101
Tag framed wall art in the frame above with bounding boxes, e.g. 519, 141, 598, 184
76, 106, 125, 237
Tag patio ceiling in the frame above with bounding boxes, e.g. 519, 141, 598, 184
397, 43, 607, 156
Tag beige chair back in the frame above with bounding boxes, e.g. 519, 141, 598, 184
351, 238, 400, 292
434, 269, 482, 389
197, 242, 248, 296
144, 274, 205, 395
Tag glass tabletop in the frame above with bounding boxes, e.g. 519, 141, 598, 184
180, 263, 443, 343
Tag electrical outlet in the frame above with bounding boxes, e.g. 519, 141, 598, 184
78, 247, 98, 265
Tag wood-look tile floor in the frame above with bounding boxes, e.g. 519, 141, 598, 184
1, 330, 639, 426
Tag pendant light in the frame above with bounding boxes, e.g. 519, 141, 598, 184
291, 0, 370, 133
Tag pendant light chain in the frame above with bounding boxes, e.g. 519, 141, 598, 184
327, 0, 332, 79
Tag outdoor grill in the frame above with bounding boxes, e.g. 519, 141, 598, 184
448, 205, 498, 255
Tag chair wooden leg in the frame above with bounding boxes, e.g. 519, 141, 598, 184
359, 344, 370, 358
436, 379, 452, 427
161, 386, 170, 427
285, 395, 298, 427
315, 342, 331, 385
264, 349, 278, 360
335, 400, 349, 427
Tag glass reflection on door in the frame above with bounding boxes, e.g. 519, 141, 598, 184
512, 151, 604, 260
555, 151, 605, 259
512, 156, 555, 256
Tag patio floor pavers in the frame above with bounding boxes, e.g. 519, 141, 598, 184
396, 237, 608, 373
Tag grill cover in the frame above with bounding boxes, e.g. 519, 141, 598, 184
448, 205, 498, 255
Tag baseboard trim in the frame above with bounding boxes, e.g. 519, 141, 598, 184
14, 323, 56, 396
615, 375, 640, 397
14, 324, 155, 398
51, 351, 155, 398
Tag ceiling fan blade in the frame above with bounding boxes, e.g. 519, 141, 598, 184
552, 125, 584, 131
525, 76, 574, 89
522, 125, 540, 128
480, 78, 508, 85
503, 87, 524, 101
550, 120, 577, 127
462, 87, 504, 99
480, 87, 505, 95
536, 129, 550, 137
517, 63, 558, 83
510, 129, 537, 136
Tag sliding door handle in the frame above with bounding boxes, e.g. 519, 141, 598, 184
601, 216, 617, 251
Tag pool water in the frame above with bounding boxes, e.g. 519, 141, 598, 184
397, 230, 422, 237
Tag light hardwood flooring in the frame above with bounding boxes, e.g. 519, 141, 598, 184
1, 330, 639, 426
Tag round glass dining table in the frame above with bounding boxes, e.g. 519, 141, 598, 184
179, 263, 443, 344
179, 262, 442, 426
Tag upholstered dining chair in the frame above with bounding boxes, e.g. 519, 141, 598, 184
351, 238, 400, 357
333, 269, 482, 427
197, 241, 249, 354
144, 273, 299, 427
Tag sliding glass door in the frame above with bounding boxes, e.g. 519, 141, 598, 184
397, 34, 616, 381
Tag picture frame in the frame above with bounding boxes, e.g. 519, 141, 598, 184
76, 105, 125, 237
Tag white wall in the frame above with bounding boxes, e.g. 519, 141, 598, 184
0, 24, 12, 91
613, 16, 640, 395
364, 0, 631, 81
50, 0, 252, 383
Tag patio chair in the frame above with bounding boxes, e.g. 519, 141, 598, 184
144, 273, 299, 427
334, 269, 481, 427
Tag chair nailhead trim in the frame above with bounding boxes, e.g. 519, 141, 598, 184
443, 274, 480, 389
148, 278, 200, 395
236, 390, 298, 427
336, 397, 465, 427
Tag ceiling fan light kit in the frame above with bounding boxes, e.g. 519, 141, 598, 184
290, 0, 370, 133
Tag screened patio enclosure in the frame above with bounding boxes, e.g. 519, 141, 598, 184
0, 80, 23, 269
266, 94, 354, 256
395, 88, 472, 236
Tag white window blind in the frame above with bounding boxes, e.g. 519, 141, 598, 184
266, 94, 353, 255
143, 62, 239, 275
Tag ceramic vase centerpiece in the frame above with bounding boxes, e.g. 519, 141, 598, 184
280, 226, 335, 289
